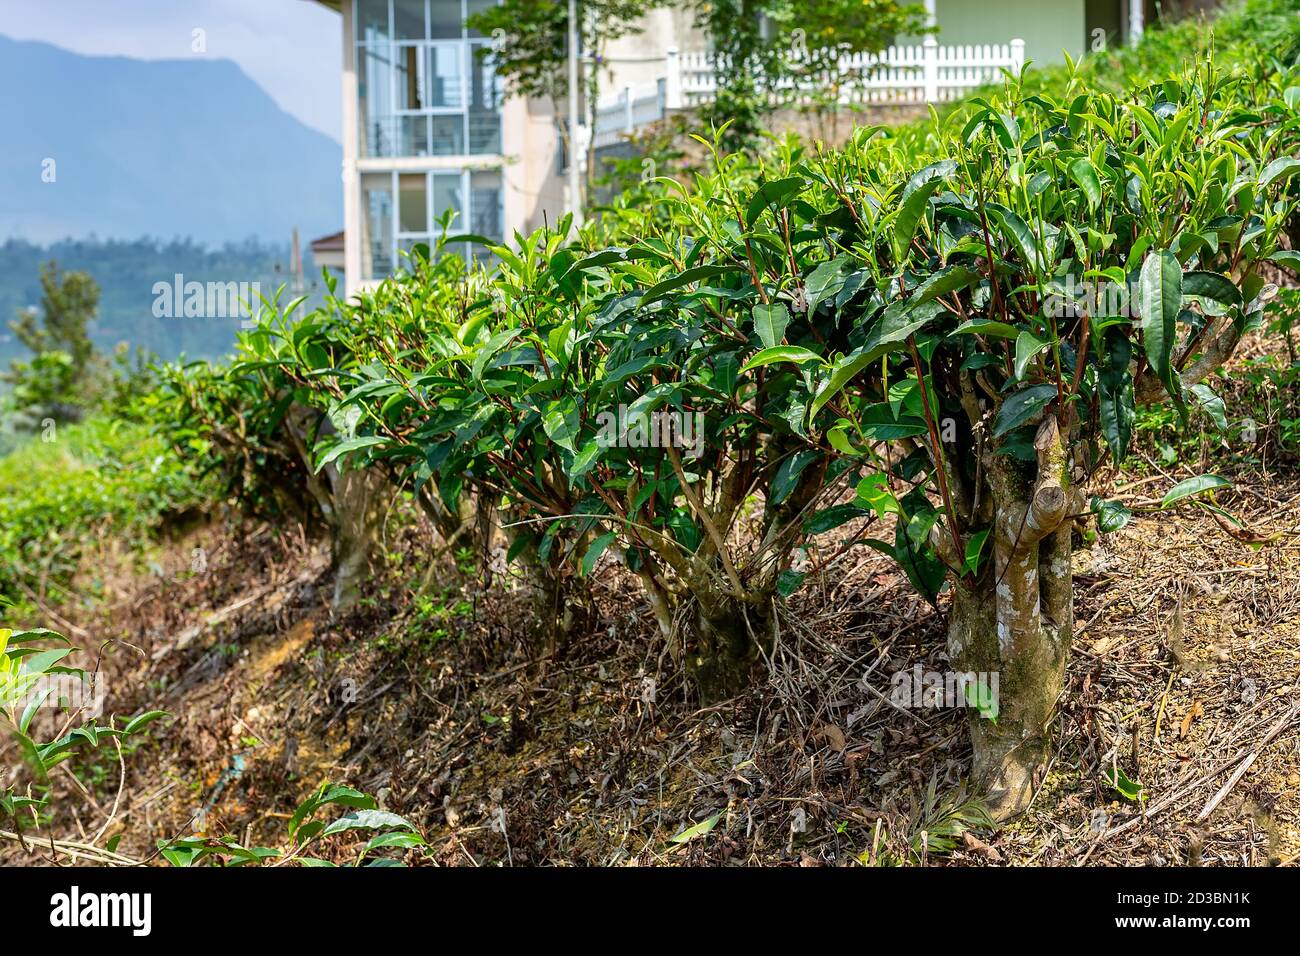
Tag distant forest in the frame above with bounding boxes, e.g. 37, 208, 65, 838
0, 237, 332, 363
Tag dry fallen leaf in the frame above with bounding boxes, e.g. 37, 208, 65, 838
1179, 700, 1204, 739
962, 830, 1003, 862
820, 723, 846, 752
1209, 510, 1276, 546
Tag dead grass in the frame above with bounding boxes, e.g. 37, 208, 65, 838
6, 336, 1300, 866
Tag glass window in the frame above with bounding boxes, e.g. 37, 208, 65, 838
399, 173, 429, 233
355, 2, 506, 162
356, 0, 390, 44
467, 43, 500, 111
393, 0, 427, 41
361, 173, 394, 279
429, 0, 462, 38
399, 235, 433, 269
367, 117, 400, 158
470, 170, 503, 240
429, 115, 466, 155
398, 116, 431, 156
360, 168, 502, 277
394, 45, 424, 111
426, 42, 465, 110
432, 173, 465, 232
468, 113, 501, 154
358, 44, 395, 158
467, 41, 501, 153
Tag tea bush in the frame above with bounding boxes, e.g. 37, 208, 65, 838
0, 622, 165, 856
155, 2, 1300, 816
0, 418, 206, 612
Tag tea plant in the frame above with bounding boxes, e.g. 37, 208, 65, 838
151, 1, 1300, 818
0, 623, 165, 859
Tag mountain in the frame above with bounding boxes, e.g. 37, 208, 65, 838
0, 35, 342, 245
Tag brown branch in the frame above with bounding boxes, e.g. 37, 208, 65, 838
907, 335, 966, 564
665, 442, 747, 598
1021, 417, 1078, 549
1134, 317, 1242, 405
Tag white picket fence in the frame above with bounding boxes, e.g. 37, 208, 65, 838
593, 37, 1025, 149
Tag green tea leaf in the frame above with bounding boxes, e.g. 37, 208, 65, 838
321, 810, 419, 837
892, 161, 956, 263
669, 810, 724, 845
1161, 474, 1231, 508
1013, 330, 1049, 380
314, 436, 386, 473
752, 302, 791, 350
581, 532, 617, 576
1138, 250, 1183, 406
741, 346, 824, 372
962, 529, 990, 575
1090, 496, 1132, 533
803, 504, 871, 535
1068, 158, 1102, 209
993, 384, 1057, 438
1258, 157, 1300, 192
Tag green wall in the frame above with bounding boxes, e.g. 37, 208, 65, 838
930, 0, 1087, 65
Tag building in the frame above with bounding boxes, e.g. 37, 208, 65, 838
310, 0, 567, 294
310, 1, 1189, 295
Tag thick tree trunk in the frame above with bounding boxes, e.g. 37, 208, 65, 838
686, 591, 768, 703
950, 419, 1078, 819
329, 466, 387, 613
282, 402, 387, 614
515, 545, 595, 655
673, 441, 818, 700
628, 438, 815, 703
948, 525, 1073, 818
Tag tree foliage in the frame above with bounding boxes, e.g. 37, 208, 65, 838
5, 263, 105, 425
467, 0, 664, 201
690, 0, 932, 148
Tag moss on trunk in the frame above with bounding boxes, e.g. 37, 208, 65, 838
685, 592, 770, 703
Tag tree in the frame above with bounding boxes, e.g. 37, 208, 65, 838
5, 262, 104, 425
691, 0, 932, 149
716, 66, 1296, 815
689, 0, 771, 150
158, 279, 437, 616
466, 0, 662, 213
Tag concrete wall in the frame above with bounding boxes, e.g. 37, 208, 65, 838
601, 6, 707, 92
501, 95, 567, 235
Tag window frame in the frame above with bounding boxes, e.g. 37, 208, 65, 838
355, 0, 502, 159
370, 167, 504, 278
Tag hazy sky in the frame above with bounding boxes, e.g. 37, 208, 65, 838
0, 0, 342, 140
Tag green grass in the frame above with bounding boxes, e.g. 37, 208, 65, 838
0, 416, 207, 613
